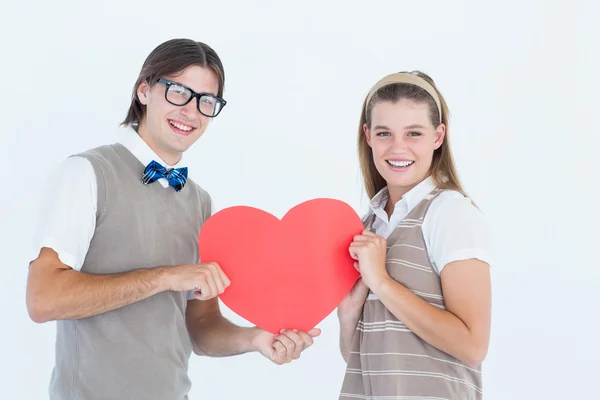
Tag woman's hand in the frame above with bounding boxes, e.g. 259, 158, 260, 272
349, 230, 390, 291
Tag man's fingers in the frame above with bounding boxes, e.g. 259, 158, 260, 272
280, 330, 304, 359
205, 271, 219, 299
206, 262, 231, 292
307, 328, 321, 338
214, 264, 231, 288
207, 263, 227, 294
195, 273, 215, 301
272, 341, 286, 364
293, 329, 315, 351
274, 333, 295, 363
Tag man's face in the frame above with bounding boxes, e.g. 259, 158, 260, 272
136, 65, 220, 164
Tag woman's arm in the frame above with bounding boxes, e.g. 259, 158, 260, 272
337, 278, 370, 362
371, 258, 491, 367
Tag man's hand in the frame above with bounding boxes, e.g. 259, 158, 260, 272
251, 327, 321, 365
163, 262, 231, 301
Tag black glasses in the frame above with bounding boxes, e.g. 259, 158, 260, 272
156, 78, 226, 117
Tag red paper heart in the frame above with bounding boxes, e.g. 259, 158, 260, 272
198, 198, 363, 334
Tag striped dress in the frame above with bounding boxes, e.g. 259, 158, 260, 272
339, 188, 483, 399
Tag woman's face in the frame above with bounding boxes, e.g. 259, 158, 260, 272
364, 98, 445, 198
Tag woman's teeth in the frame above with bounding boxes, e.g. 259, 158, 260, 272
169, 120, 193, 131
387, 160, 414, 167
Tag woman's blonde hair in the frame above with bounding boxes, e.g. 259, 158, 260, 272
358, 71, 467, 199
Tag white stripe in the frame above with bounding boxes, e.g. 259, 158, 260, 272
387, 259, 430, 272
349, 352, 481, 374
357, 320, 409, 328
359, 320, 406, 327
396, 222, 423, 228
357, 327, 412, 333
346, 368, 365, 372
401, 218, 423, 222
366, 292, 445, 309
411, 290, 443, 300
346, 370, 482, 393
388, 243, 425, 251
389, 259, 429, 270
340, 394, 449, 400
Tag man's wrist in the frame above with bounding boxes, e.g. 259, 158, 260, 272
152, 266, 173, 293
245, 326, 263, 352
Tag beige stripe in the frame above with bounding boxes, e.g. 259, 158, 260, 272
365, 294, 445, 310
346, 370, 482, 393
350, 352, 481, 374
340, 394, 450, 400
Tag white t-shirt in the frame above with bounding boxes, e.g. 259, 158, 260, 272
369, 176, 492, 274
31, 126, 190, 271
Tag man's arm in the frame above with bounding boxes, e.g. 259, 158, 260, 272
186, 298, 322, 363
26, 247, 228, 323
185, 298, 258, 357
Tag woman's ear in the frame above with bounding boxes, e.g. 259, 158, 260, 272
434, 123, 446, 150
364, 123, 372, 147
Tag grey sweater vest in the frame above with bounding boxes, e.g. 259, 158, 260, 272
49, 143, 211, 400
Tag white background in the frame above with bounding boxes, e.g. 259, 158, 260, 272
1, 0, 599, 399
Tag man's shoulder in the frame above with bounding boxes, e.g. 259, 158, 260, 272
74, 143, 122, 162
185, 178, 212, 222
186, 178, 211, 201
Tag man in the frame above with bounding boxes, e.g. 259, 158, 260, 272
26, 38, 320, 400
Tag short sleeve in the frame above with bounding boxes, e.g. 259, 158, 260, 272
423, 192, 493, 274
31, 156, 97, 270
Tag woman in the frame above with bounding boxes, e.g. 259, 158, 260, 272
338, 71, 492, 399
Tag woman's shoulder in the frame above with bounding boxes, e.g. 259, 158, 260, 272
424, 188, 493, 270
426, 188, 487, 231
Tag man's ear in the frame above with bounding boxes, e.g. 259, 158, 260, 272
137, 81, 150, 105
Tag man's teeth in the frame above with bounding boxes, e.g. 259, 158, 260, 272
387, 160, 414, 167
169, 121, 193, 131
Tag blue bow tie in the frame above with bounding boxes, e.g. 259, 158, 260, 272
142, 160, 188, 192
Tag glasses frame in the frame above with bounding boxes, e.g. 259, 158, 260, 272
156, 78, 227, 117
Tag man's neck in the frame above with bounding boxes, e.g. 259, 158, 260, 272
136, 123, 181, 166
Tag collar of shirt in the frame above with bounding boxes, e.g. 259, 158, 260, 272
369, 176, 436, 234
118, 126, 188, 188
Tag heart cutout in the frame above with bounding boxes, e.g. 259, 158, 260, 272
198, 198, 363, 334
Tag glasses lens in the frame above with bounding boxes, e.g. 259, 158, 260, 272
198, 95, 223, 117
166, 83, 192, 106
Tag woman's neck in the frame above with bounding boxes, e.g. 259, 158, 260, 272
384, 177, 428, 217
